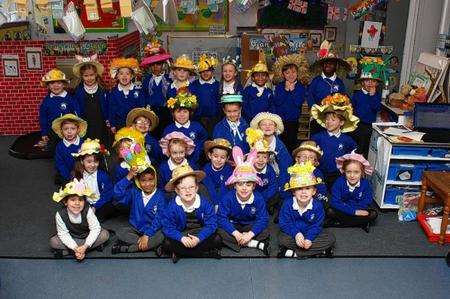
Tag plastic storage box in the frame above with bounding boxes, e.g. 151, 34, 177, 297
391, 147, 430, 156
384, 187, 420, 205
429, 148, 450, 158
411, 163, 427, 181
387, 163, 414, 181
426, 162, 450, 172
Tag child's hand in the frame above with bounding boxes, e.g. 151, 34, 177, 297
110, 127, 117, 134
187, 234, 200, 247
75, 251, 85, 260
181, 236, 193, 248
126, 166, 139, 180
138, 235, 149, 251
42, 135, 49, 142
295, 233, 304, 247
239, 231, 255, 245
232, 230, 243, 243
105, 120, 111, 128
75, 244, 87, 254
355, 210, 369, 216
303, 239, 312, 250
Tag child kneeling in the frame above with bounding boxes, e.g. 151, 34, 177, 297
162, 164, 222, 263
278, 163, 335, 258
50, 179, 109, 261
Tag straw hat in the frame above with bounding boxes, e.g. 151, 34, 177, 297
166, 87, 198, 110
284, 162, 322, 191
311, 40, 351, 73
41, 69, 69, 87
272, 53, 311, 85
196, 54, 218, 73
225, 147, 262, 186
204, 138, 232, 156
51, 114, 87, 139
72, 54, 104, 78
249, 50, 269, 75
250, 112, 284, 135
336, 151, 374, 176
113, 127, 145, 147
72, 138, 109, 157
246, 128, 271, 153
292, 140, 323, 159
159, 131, 195, 157
165, 164, 206, 192
126, 107, 159, 132
109, 58, 140, 79
171, 54, 196, 72
52, 178, 95, 203
220, 94, 243, 104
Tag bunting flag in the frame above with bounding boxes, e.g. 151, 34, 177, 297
84, 0, 100, 21
287, 0, 308, 14
100, 0, 114, 13
327, 5, 340, 21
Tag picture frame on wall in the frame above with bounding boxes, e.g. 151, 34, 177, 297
25, 49, 42, 70
309, 32, 322, 47
324, 26, 337, 42
2, 55, 19, 77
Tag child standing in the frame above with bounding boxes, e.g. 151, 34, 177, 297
162, 164, 221, 263
272, 53, 310, 152
126, 107, 163, 165
72, 54, 110, 144
167, 54, 196, 99
72, 138, 115, 222
50, 178, 109, 260
190, 54, 221, 132
213, 94, 250, 152
311, 93, 359, 188
327, 152, 378, 232
242, 51, 273, 122
202, 138, 233, 210
141, 40, 172, 137
159, 131, 196, 189
278, 163, 335, 258
219, 56, 243, 96
351, 57, 385, 157
108, 58, 145, 133
52, 114, 87, 185
217, 147, 270, 256
163, 89, 208, 165
112, 165, 166, 254
38, 69, 79, 150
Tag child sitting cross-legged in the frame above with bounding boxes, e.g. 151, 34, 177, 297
217, 147, 270, 256
278, 162, 335, 259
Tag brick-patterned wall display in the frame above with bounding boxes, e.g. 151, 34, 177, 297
0, 31, 140, 135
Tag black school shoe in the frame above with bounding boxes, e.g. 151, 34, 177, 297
209, 248, 222, 259
361, 222, 371, 233
111, 241, 129, 255
277, 246, 287, 258
171, 252, 180, 264
52, 249, 65, 259
262, 240, 271, 256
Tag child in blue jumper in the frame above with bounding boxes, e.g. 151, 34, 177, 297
108, 58, 145, 133
272, 53, 310, 152
217, 147, 270, 255
310, 93, 359, 188
52, 114, 87, 186
326, 152, 378, 232
219, 56, 243, 96
112, 165, 166, 254
72, 138, 115, 222
167, 55, 196, 99
278, 163, 335, 258
163, 89, 208, 165
141, 40, 172, 137
242, 51, 273, 122
162, 164, 221, 262
38, 69, 79, 150
213, 94, 249, 152
190, 54, 221, 133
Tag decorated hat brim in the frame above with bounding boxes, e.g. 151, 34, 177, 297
51, 114, 87, 139
284, 178, 321, 191
165, 170, 205, 192
141, 54, 172, 67
171, 63, 196, 72
204, 141, 232, 156
311, 57, 351, 73
250, 112, 284, 135
225, 174, 263, 187
72, 61, 104, 78
126, 108, 159, 132
292, 145, 323, 159
310, 104, 360, 133
273, 54, 311, 84
72, 148, 101, 158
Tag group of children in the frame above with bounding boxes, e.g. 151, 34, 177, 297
41, 39, 384, 262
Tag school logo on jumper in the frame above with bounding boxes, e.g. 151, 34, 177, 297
338, 143, 343, 150
101, 183, 104, 190
189, 132, 196, 139
201, 212, 204, 219
250, 207, 256, 214
220, 175, 224, 182
359, 192, 362, 198
145, 144, 152, 153
134, 91, 139, 98
262, 178, 269, 186
309, 213, 315, 221
153, 205, 158, 214
60, 102, 67, 110
332, 84, 339, 92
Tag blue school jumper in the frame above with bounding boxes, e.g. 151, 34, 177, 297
307, 74, 346, 106
212, 118, 250, 152
142, 73, 172, 109
330, 176, 373, 215
271, 136, 293, 190
166, 82, 194, 99
351, 90, 382, 125
279, 197, 325, 242
311, 131, 357, 176
145, 134, 163, 166
114, 162, 129, 184
108, 85, 145, 129
73, 85, 109, 122
114, 177, 166, 237
162, 121, 208, 165
54, 138, 83, 181
202, 163, 233, 206
190, 79, 221, 119
314, 168, 329, 202
272, 81, 308, 120
217, 190, 269, 236
242, 84, 273, 122
255, 164, 277, 203
157, 159, 196, 190
219, 81, 244, 96
162, 196, 217, 241
89, 169, 115, 209
39, 93, 79, 136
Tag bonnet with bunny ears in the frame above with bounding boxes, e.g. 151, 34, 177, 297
225, 146, 263, 186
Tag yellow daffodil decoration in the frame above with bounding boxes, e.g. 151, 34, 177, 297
245, 128, 270, 153
321, 93, 351, 106
284, 161, 322, 191
166, 87, 198, 110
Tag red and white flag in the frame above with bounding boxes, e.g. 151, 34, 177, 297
327, 5, 340, 21
287, 0, 308, 14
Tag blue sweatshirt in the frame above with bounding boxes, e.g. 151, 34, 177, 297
145, 133, 163, 166
271, 136, 293, 191
108, 85, 145, 128
311, 131, 357, 176
162, 195, 217, 241
162, 121, 208, 166
330, 176, 373, 215
166, 82, 195, 99
202, 163, 233, 206
279, 197, 325, 241
313, 168, 329, 202
255, 164, 278, 203
142, 73, 172, 108
307, 75, 346, 106
73, 85, 109, 122
190, 79, 221, 119
90, 169, 115, 210
114, 177, 166, 237
217, 190, 269, 236
55, 138, 83, 180
157, 159, 197, 190
39, 93, 79, 136
272, 81, 308, 121
351, 90, 382, 124
219, 81, 244, 96
212, 117, 250, 153
242, 85, 273, 122
114, 162, 128, 184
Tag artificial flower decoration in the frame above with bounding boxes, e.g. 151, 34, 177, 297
245, 128, 270, 153
284, 161, 322, 191
166, 87, 198, 110
52, 178, 95, 203
72, 138, 110, 157
321, 93, 351, 106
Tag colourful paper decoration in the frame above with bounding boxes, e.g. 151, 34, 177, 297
349, 0, 386, 20
327, 5, 340, 21
287, 0, 308, 14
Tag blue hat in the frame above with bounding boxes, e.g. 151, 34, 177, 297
221, 94, 243, 104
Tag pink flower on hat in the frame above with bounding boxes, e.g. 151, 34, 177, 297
336, 151, 373, 176
159, 131, 195, 157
